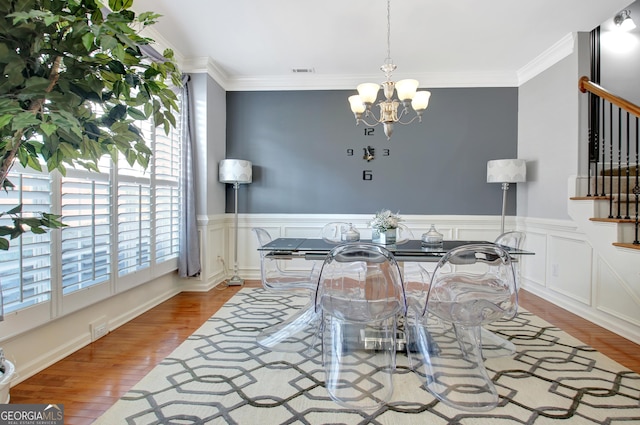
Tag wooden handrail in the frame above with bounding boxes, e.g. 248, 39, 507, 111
579, 76, 640, 119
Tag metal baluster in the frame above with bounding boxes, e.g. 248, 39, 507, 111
600, 97, 606, 196
625, 111, 630, 219
588, 91, 598, 197
609, 102, 614, 218
634, 117, 639, 245
617, 108, 622, 219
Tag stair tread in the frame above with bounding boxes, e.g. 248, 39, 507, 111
589, 217, 638, 223
571, 196, 610, 200
612, 242, 640, 251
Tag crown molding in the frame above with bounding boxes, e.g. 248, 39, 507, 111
517, 33, 576, 85
179, 33, 577, 92
181, 57, 231, 88
181, 60, 519, 91
223, 71, 519, 91
138, 26, 185, 68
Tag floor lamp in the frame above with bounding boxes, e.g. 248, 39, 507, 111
487, 159, 526, 234
219, 159, 253, 286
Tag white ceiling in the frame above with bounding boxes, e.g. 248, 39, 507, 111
131, 0, 633, 90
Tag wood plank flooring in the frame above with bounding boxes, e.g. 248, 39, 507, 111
8, 281, 640, 424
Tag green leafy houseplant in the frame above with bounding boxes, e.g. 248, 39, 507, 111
0, 0, 182, 250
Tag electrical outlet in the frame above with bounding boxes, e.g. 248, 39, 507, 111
551, 264, 559, 278
90, 317, 109, 341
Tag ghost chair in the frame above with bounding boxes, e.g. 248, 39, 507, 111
252, 227, 319, 352
314, 243, 407, 410
412, 243, 517, 411
399, 258, 432, 362
395, 223, 413, 245
321, 222, 353, 243
380, 223, 432, 357
494, 231, 526, 289
480, 231, 527, 358
394, 224, 430, 317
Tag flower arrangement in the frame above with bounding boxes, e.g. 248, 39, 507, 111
369, 209, 401, 233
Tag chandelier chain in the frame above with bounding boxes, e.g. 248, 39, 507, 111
385, 0, 392, 65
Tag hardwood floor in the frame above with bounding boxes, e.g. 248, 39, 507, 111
8, 281, 640, 424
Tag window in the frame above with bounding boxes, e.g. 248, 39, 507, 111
61, 172, 112, 295
154, 121, 182, 263
0, 173, 54, 314
0, 95, 183, 321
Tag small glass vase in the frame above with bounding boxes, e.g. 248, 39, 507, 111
340, 223, 360, 242
372, 228, 397, 245
421, 224, 443, 247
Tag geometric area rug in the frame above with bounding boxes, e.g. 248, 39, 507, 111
94, 288, 640, 424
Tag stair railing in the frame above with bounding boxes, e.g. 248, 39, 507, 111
579, 76, 639, 245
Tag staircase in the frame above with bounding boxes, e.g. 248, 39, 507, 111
571, 171, 639, 251
576, 77, 640, 251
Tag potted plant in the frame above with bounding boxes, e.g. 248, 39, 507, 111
369, 209, 401, 244
0, 349, 14, 403
0, 0, 182, 250
0, 0, 182, 398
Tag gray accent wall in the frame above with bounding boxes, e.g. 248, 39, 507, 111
225, 88, 518, 215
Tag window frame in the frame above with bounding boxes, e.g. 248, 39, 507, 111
0, 96, 182, 339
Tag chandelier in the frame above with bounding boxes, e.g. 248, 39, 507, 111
348, 0, 431, 140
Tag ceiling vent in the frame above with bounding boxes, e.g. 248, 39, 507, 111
292, 68, 315, 73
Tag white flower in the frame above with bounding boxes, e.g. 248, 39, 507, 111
369, 209, 401, 232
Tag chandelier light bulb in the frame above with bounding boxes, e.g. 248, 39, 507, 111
395, 79, 419, 102
348, 95, 366, 114
411, 91, 432, 112
356, 83, 381, 105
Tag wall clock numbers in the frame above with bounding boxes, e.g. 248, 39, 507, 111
344, 128, 391, 180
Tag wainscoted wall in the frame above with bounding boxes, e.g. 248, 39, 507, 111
201, 213, 640, 346
5, 212, 638, 385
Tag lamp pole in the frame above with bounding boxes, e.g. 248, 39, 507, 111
500, 182, 509, 234
228, 181, 243, 286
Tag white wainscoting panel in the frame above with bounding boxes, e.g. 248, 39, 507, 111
519, 229, 547, 288
595, 256, 640, 328
200, 213, 640, 344
546, 235, 593, 305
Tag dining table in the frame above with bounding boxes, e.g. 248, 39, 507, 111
257, 238, 534, 262
255, 237, 533, 354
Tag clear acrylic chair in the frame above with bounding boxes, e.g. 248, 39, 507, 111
495, 231, 526, 289
395, 222, 413, 245
314, 243, 407, 410
320, 221, 352, 243
480, 231, 527, 358
252, 227, 319, 352
411, 243, 517, 411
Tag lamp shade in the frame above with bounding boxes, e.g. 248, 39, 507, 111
348, 95, 366, 113
487, 159, 526, 183
395, 79, 419, 101
411, 91, 431, 111
219, 159, 252, 184
357, 83, 381, 104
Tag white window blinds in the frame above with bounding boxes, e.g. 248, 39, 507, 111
0, 172, 53, 313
